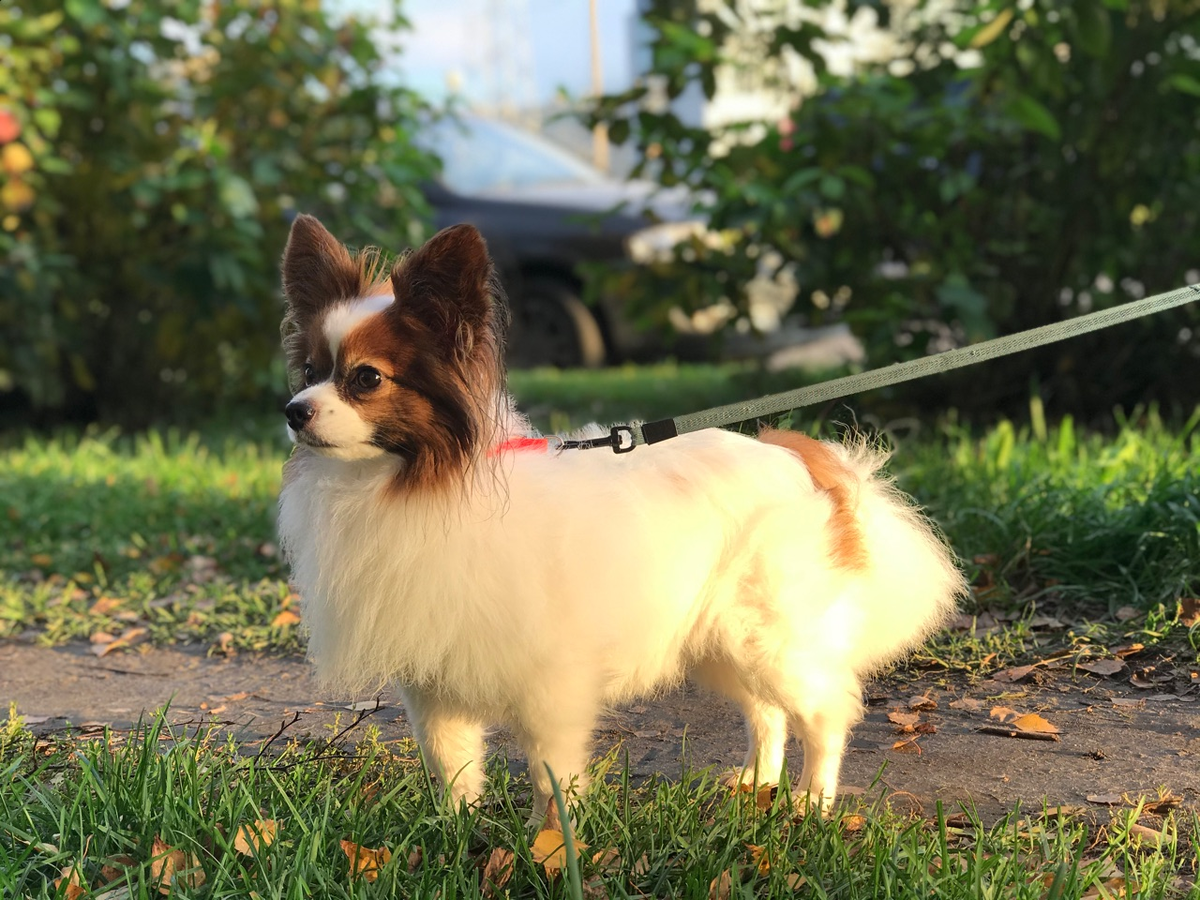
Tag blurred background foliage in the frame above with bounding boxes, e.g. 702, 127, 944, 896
0, 0, 436, 424
1, 0, 1197, 426
588, 0, 1200, 419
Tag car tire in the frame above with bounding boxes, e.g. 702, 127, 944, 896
507, 276, 606, 369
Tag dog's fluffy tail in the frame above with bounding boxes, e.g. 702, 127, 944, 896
759, 427, 966, 672
757, 428, 868, 570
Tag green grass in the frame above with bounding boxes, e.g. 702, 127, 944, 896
1, 709, 1195, 898
2, 366, 1200, 896
0, 428, 297, 654
2, 386, 1196, 666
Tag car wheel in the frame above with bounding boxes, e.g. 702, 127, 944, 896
507, 276, 606, 369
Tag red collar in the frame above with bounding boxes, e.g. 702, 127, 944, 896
489, 437, 550, 457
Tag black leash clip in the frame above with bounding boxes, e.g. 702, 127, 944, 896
609, 425, 635, 453
554, 424, 637, 453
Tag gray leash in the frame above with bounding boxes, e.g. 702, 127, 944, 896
580, 283, 1200, 453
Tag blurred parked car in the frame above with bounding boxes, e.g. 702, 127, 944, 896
419, 115, 707, 368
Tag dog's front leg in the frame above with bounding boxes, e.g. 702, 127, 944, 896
400, 688, 486, 808
514, 714, 596, 827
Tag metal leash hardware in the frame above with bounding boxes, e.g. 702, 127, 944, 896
548, 425, 636, 453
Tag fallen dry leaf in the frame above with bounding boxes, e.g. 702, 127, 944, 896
1114, 606, 1139, 622
271, 609, 302, 628
755, 784, 776, 811
31, 552, 53, 567
150, 837, 206, 894
1086, 793, 1124, 806
99, 854, 137, 886
89, 595, 124, 616
947, 613, 977, 632
746, 842, 771, 875
992, 665, 1037, 683
948, 697, 982, 711
1126, 823, 1163, 847
407, 847, 423, 873
1009, 713, 1061, 735
708, 869, 733, 900
531, 828, 587, 876
891, 736, 923, 753
1130, 667, 1173, 689
582, 873, 611, 899
887, 711, 921, 729
979, 710, 1061, 741
786, 873, 808, 889
93, 627, 147, 658
1082, 876, 1134, 899
591, 847, 621, 869
480, 847, 514, 897
1144, 791, 1182, 815
908, 695, 937, 711
1179, 597, 1200, 627
233, 819, 277, 855
1110, 697, 1144, 708
1113, 643, 1145, 659
341, 839, 392, 883
840, 814, 867, 833
1077, 659, 1126, 677
54, 863, 87, 900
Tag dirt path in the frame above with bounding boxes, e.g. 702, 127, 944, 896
2, 641, 1196, 822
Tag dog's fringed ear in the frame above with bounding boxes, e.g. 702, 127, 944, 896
389, 224, 493, 350
281, 214, 361, 316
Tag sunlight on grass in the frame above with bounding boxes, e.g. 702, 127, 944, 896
1, 397, 1198, 667
2, 378, 1199, 898
0, 709, 1194, 899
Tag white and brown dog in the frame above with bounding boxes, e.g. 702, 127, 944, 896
277, 214, 964, 818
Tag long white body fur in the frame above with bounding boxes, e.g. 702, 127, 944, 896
279, 424, 963, 813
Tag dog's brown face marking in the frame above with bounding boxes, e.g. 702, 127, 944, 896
282, 216, 509, 492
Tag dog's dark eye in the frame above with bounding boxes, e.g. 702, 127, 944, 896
353, 366, 382, 391
303, 363, 316, 386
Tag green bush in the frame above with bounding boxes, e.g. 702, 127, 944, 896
589, 0, 1200, 418
0, 0, 436, 424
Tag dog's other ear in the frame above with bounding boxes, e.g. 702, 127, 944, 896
389, 224, 494, 350
281, 214, 361, 316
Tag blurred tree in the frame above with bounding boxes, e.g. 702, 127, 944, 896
589, 0, 1200, 418
0, 0, 435, 423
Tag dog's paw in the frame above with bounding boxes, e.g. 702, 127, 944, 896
720, 767, 778, 790
788, 791, 836, 818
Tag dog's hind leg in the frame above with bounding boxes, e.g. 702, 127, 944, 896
786, 678, 864, 814
720, 653, 863, 813
401, 688, 486, 807
694, 660, 787, 787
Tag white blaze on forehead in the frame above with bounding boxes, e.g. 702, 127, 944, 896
322, 293, 394, 360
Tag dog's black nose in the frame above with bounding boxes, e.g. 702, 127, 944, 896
285, 399, 316, 432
